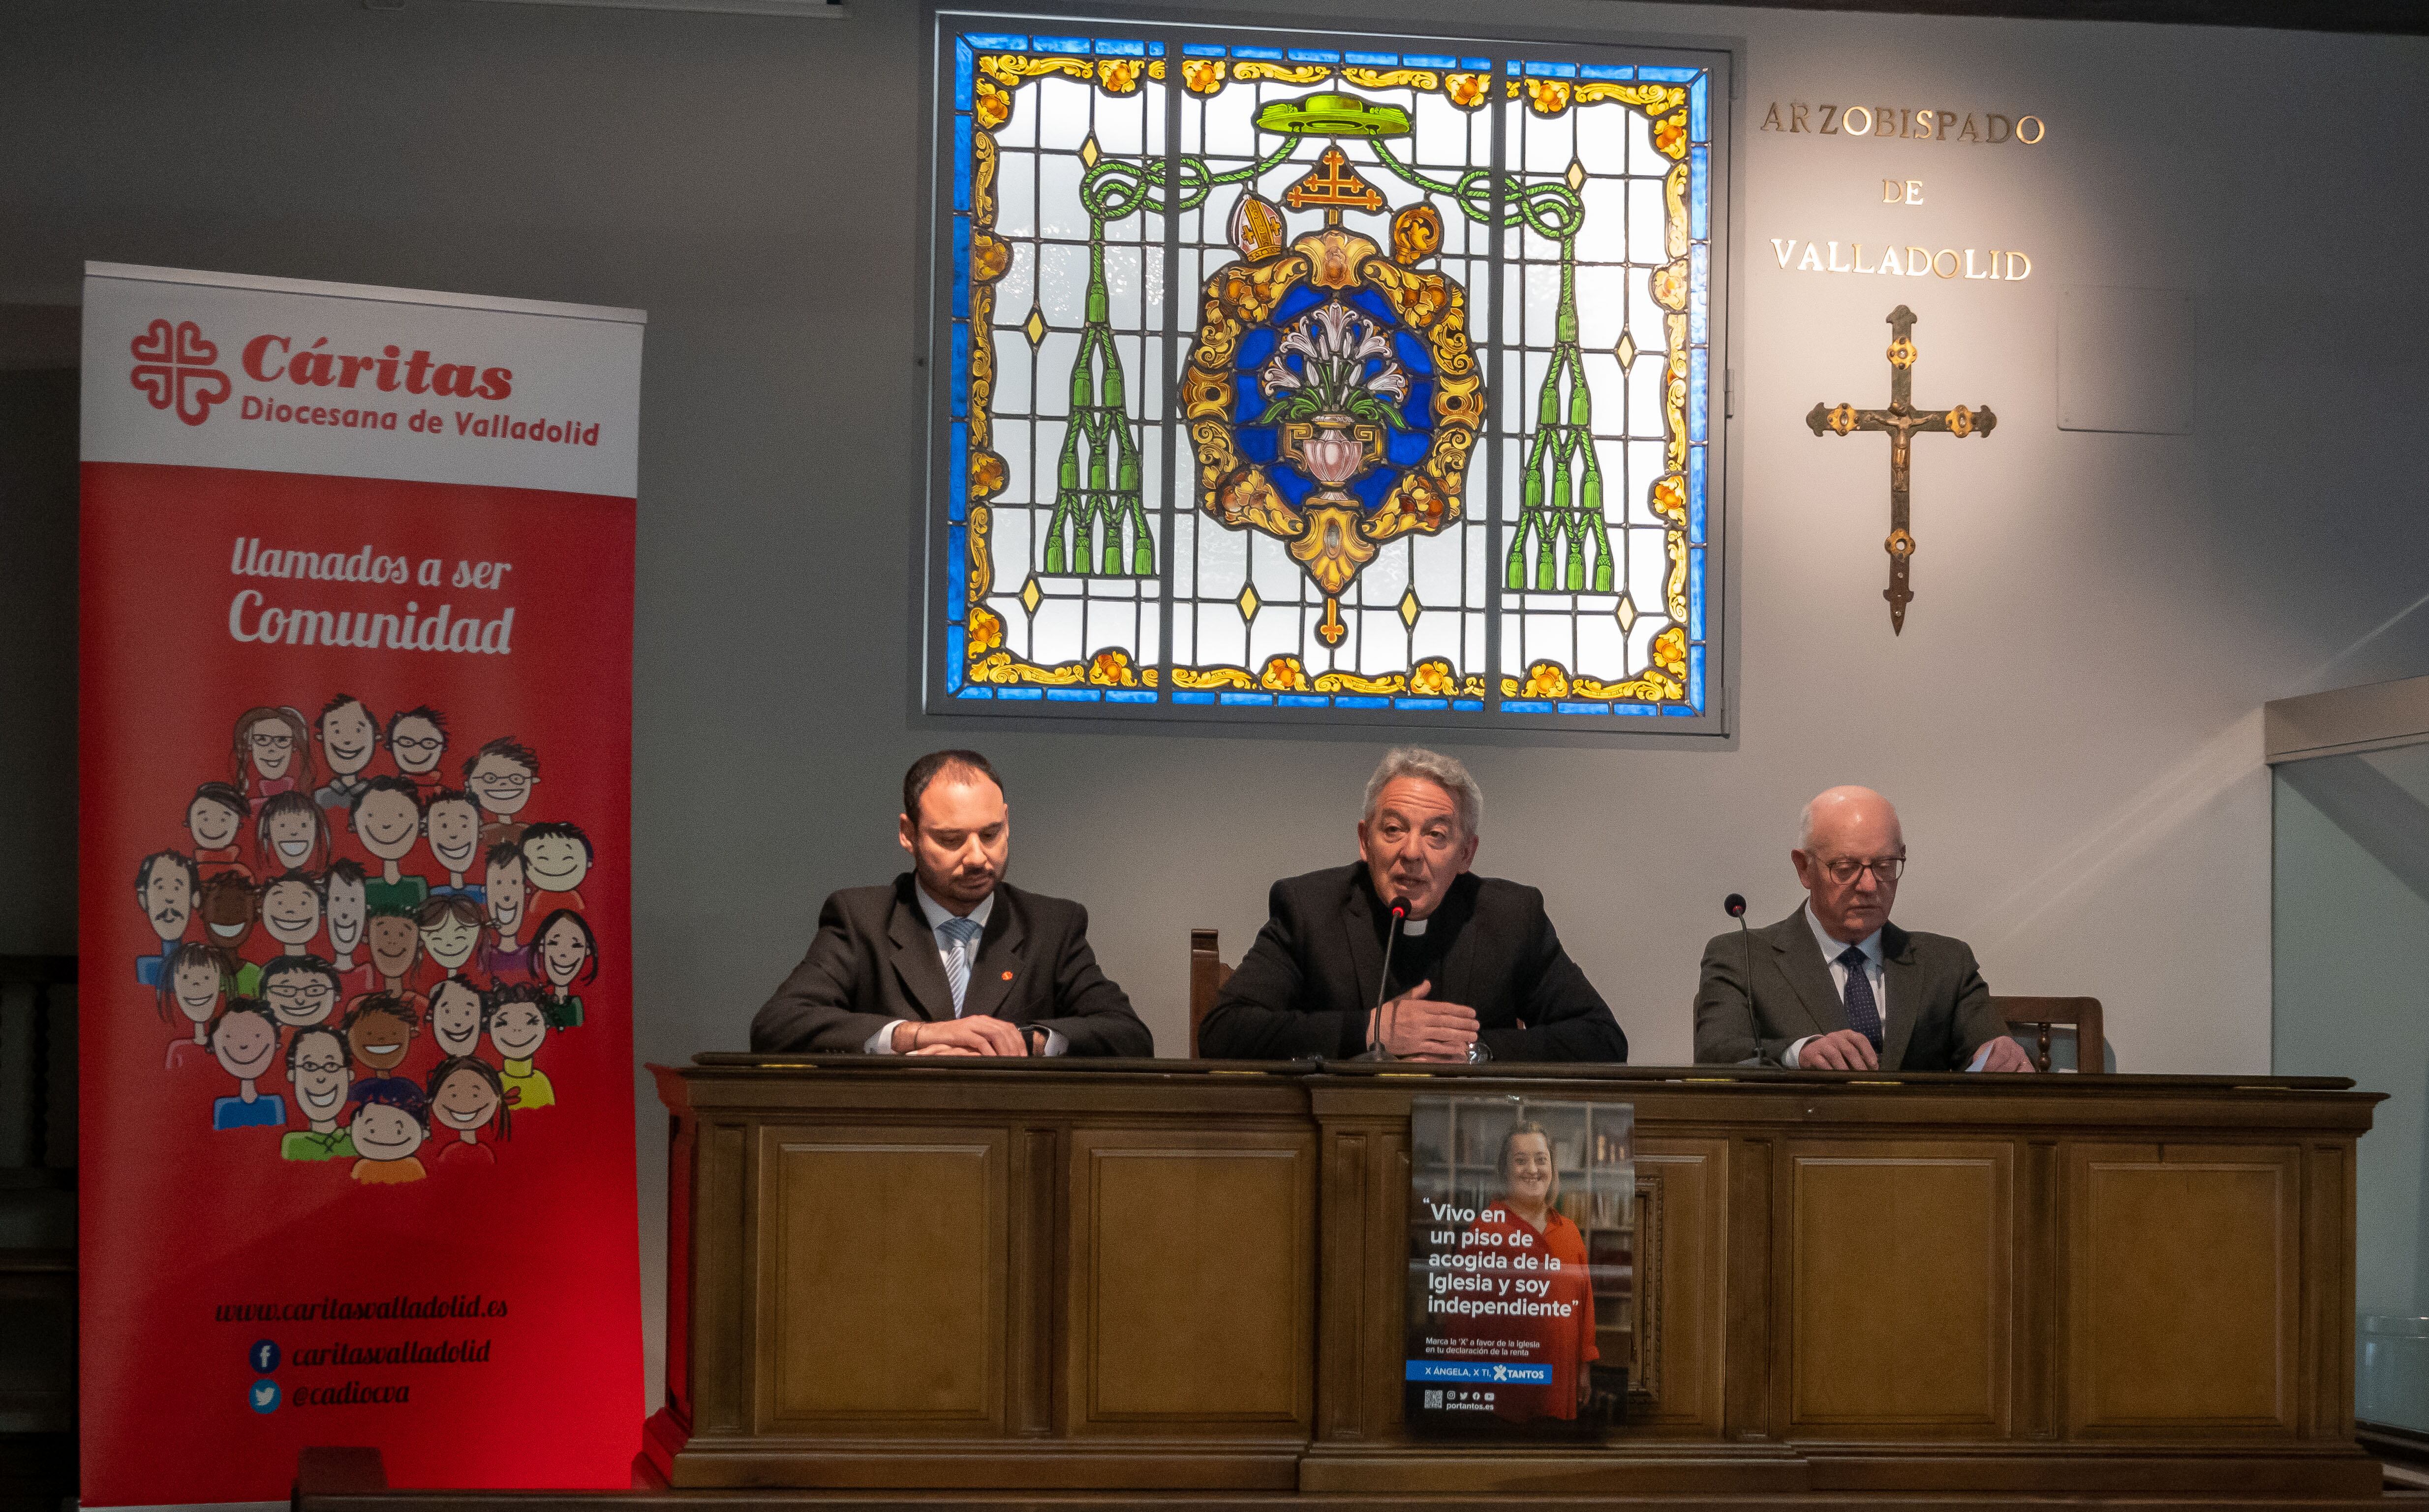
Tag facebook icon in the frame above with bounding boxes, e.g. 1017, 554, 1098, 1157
249, 1379, 280, 1414
249, 1339, 279, 1373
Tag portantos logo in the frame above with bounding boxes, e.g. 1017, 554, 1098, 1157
128, 318, 232, 426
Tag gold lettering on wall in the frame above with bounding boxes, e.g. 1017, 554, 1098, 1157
1770, 239, 2032, 281
1759, 101, 2049, 145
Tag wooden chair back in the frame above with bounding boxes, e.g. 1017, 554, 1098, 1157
1991, 994, 2106, 1073
1189, 928, 1232, 1059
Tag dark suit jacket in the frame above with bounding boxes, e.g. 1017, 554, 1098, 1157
1199, 863, 1628, 1063
1692, 908, 2005, 1072
750, 874, 1153, 1057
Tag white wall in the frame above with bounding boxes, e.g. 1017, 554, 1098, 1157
5, 0, 2429, 1415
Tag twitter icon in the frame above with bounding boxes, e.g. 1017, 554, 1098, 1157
250, 1379, 280, 1414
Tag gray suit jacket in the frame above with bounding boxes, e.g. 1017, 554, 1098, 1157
1692, 909, 2005, 1072
750, 875, 1153, 1057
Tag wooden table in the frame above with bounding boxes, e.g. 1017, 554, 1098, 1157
642, 1057, 2382, 1502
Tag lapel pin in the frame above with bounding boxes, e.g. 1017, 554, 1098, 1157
1000, 970, 1015, 981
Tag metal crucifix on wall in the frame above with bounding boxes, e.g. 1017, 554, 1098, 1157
1805, 305, 1997, 633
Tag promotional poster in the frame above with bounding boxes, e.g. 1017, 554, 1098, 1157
1405, 1095, 1633, 1438
77, 264, 646, 1506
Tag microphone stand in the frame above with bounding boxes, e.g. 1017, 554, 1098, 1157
1368, 895, 1411, 1059
1724, 893, 1757, 1066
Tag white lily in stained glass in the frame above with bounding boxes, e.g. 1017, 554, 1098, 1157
1255, 299, 1411, 430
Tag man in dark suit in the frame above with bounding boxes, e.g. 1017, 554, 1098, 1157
1694, 785, 2030, 1073
1199, 748, 1626, 1064
750, 750, 1151, 1058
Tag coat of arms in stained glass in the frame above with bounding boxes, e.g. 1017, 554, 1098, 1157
930, 17, 1727, 730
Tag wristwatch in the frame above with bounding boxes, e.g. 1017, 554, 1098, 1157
1466, 1039, 1492, 1064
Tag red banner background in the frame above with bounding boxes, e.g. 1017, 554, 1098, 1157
78, 460, 640, 1503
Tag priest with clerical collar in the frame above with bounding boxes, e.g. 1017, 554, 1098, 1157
1199, 747, 1628, 1064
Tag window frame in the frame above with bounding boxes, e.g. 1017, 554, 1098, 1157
921, 5, 1735, 736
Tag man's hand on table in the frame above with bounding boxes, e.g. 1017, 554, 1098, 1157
893, 1016, 1028, 1056
1369, 982, 1479, 1062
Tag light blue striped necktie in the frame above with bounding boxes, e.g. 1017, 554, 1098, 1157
939, 916, 984, 1016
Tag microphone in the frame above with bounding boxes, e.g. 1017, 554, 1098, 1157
1723, 893, 1757, 1064
1371, 895, 1412, 1056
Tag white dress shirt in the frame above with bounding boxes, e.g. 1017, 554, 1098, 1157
1782, 903, 1995, 1072
864, 885, 1066, 1056
1782, 903, 1887, 1069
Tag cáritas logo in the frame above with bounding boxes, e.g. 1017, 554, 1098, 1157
123, 317, 521, 431
129, 318, 232, 426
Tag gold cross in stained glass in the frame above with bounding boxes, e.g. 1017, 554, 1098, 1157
1283, 145, 1387, 227
1805, 305, 1997, 634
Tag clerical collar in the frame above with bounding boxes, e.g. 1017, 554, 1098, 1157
1402, 916, 1430, 936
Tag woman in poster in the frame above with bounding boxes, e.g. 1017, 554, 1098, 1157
1464, 1121, 1597, 1423
231, 706, 315, 814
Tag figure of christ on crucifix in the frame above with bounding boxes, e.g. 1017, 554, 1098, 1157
1805, 305, 1997, 633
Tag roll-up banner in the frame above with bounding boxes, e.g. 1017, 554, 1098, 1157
77, 263, 645, 1508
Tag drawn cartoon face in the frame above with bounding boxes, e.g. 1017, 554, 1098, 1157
262, 965, 338, 1028
421, 911, 480, 974
354, 789, 421, 863
350, 1102, 426, 1163
485, 856, 526, 932
170, 957, 223, 1025
426, 797, 481, 875
466, 752, 535, 818
429, 981, 484, 1056
367, 916, 420, 980
488, 1000, 548, 1062
326, 872, 366, 954
199, 875, 257, 950
389, 714, 446, 776
187, 794, 243, 851
523, 834, 588, 893
539, 916, 592, 990
138, 859, 194, 944
346, 1007, 416, 1071
213, 1012, 278, 1081
290, 1032, 350, 1121
432, 1064, 501, 1133
245, 715, 297, 782
320, 700, 377, 777
261, 877, 322, 948
263, 806, 320, 869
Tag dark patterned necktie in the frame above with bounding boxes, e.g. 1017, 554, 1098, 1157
1836, 944, 1883, 1050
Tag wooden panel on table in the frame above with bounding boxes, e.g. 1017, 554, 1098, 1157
1786, 1142, 2012, 1437
756, 1124, 1009, 1433
2065, 1142, 2299, 1438
1619, 1140, 1727, 1436
1066, 1127, 1315, 1432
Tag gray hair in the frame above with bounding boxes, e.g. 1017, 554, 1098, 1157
1362, 746, 1482, 837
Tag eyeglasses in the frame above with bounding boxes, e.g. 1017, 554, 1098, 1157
1819, 855, 1906, 885
264, 983, 332, 1002
248, 732, 294, 749
392, 736, 445, 753
473, 771, 531, 788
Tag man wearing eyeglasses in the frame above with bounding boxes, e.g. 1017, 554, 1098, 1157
1693, 785, 2031, 1073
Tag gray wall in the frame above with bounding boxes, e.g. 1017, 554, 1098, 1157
7, 0, 2429, 1414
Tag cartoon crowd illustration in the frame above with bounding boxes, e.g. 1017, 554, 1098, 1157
133, 697, 601, 1185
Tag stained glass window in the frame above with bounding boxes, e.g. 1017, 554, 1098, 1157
928, 16, 1728, 730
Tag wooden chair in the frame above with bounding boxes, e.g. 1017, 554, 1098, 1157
1991, 994, 2106, 1073
1188, 928, 1232, 1059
